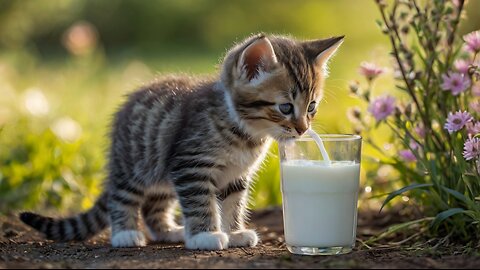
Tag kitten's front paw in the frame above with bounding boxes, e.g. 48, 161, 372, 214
228, 229, 259, 247
185, 231, 229, 250
111, 230, 147, 248
150, 226, 185, 243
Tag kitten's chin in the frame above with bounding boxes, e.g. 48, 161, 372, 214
275, 138, 294, 144
271, 134, 298, 143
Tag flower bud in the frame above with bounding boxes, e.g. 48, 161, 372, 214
353, 108, 362, 119
347, 106, 362, 123
354, 126, 364, 135
349, 81, 360, 95
376, 0, 387, 8
407, 71, 416, 80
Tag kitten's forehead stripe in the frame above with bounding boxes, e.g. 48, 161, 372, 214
271, 37, 316, 103
309, 64, 317, 92
283, 60, 302, 97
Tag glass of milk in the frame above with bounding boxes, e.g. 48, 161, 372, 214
279, 134, 362, 256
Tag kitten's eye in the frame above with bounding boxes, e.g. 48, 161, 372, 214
279, 103, 294, 115
308, 101, 316, 113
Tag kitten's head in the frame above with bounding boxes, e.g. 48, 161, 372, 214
221, 34, 344, 141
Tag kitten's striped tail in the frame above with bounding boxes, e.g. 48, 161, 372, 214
19, 193, 109, 241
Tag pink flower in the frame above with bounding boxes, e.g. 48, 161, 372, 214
368, 95, 396, 121
473, 82, 480, 97
359, 62, 385, 81
466, 121, 480, 136
454, 59, 472, 74
399, 150, 417, 162
62, 21, 98, 56
441, 72, 471, 96
409, 140, 420, 150
463, 137, 480, 161
463, 30, 480, 53
444, 111, 473, 134
470, 100, 480, 113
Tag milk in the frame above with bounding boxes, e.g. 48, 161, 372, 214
281, 160, 360, 248
306, 129, 331, 165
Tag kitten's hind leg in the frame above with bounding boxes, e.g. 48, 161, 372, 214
141, 192, 184, 243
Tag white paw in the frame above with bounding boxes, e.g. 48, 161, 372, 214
185, 231, 229, 250
228, 229, 259, 247
111, 230, 147, 248
149, 226, 185, 243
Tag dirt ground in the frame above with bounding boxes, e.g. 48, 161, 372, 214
1, 207, 479, 269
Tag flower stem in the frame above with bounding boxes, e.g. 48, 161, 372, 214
445, 0, 465, 67
377, 3, 428, 129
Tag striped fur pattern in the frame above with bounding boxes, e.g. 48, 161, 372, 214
19, 34, 343, 250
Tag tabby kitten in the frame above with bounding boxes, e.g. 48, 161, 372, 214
20, 34, 343, 250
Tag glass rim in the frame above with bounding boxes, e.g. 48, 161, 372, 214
297, 134, 362, 142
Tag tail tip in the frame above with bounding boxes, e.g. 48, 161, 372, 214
19, 212, 38, 225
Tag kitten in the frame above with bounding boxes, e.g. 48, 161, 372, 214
19, 34, 343, 250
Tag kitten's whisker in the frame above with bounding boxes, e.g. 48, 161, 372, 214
310, 122, 328, 134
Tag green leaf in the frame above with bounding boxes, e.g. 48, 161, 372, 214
440, 186, 468, 204
386, 217, 432, 233
431, 208, 466, 229
463, 210, 480, 222
380, 183, 433, 212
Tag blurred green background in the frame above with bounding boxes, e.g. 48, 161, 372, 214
1, 0, 479, 213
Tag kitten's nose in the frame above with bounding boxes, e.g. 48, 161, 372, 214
294, 118, 309, 135
295, 126, 308, 136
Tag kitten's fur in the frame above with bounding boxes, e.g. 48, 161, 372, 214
19, 34, 343, 250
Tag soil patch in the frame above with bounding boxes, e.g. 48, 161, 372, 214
1, 207, 479, 268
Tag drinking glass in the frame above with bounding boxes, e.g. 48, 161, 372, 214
279, 134, 362, 255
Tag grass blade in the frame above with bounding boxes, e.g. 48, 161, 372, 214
380, 183, 433, 212
365, 217, 434, 244
440, 186, 468, 204
431, 208, 466, 230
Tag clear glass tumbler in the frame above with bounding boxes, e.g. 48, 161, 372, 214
279, 134, 362, 256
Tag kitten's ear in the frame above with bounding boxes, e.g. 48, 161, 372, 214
303, 36, 344, 73
238, 36, 278, 82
